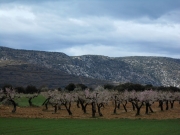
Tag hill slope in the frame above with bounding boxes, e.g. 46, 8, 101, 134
0, 46, 180, 88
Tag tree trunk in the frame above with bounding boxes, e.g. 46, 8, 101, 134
67, 109, 72, 115
52, 104, 58, 113
42, 97, 50, 110
159, 100, 163, 111
68, 102, 72, 115
149, 105, 154, 113
117, 103, 120, 109
54, 104, 57, 113
133, 102, 143, 116
84, 103, 88, 113
79, 99, 88, 113
130, 102, 135, 111
170, 101, 174, 109
77, 100, 80, 108
91, 102, 96, 117
28, 97, 33, 106
145, 102, 153, 114
9, 99, 17, 113
64, 102, 72, 115
158, 101, 161, 107
166, 100, 169, 110
80, 100, 85, 111
28, 95, 38, 107
136, 107, 141, 116
122, 101, 127, 112
114, 100, 117, 114
145, 103, 149, 114
45, 103, 48, 110
97, 103, 103, 116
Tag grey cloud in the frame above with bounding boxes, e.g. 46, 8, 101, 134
1, 0, 180, 20
75, 0, 180, 20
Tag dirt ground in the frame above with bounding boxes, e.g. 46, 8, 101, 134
0, 102, 180, 119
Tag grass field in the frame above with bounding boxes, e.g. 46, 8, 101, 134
15, 95, 46, 107
0, 118, 180, 135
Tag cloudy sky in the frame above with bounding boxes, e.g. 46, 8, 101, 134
0, 0, 180, 58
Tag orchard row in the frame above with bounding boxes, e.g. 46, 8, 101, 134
1, 86, 180, 117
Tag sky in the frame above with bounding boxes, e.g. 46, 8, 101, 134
0, 0, 180, 58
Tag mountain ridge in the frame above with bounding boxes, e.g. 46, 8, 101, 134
0, 46, 180, 88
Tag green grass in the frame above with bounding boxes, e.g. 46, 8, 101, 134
15, 95, 46, 107
0, 118, 180, 135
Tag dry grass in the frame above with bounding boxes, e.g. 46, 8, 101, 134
0, 102, 180, 119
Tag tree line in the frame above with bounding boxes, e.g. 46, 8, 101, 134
1, 82, 179, 93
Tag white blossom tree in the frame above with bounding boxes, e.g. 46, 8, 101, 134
84, 88, 97, 117
110, 90, 120, 114
77, 91, 90, 113
157, 91, 172, 111
94, 86, 111, 116
59, 91, 76, 115
118, 90, 131, 112
42, 90, 61, 113
84, 86, 111, 117
139, 90, 157, 114
128, 90, 158, 115
3, 88, 20, 113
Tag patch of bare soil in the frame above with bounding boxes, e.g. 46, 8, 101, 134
0, 102, 180, 119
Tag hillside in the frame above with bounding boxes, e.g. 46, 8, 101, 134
0, 46, 180, 88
